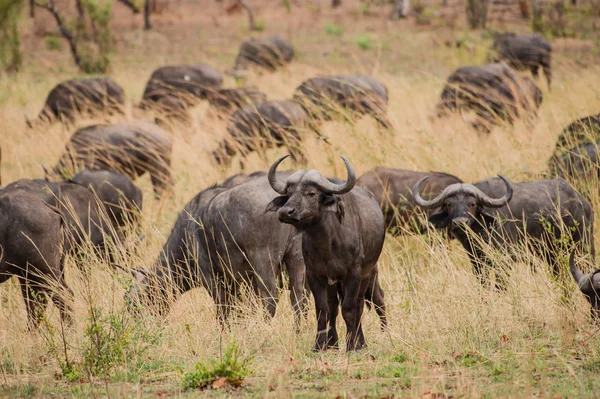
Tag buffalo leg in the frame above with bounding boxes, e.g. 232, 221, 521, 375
307, 273, 331, 351
48, 276, 74, 326
531, 65, 539, 80
542, 63, 552, 89
326, 284, 340, 349
283, 240, 309, 328
19, 277, 49, 330
341, 274, 367, 351
365, 270, 387, 330
254, 273, 278, 319
149, 157, 173, 198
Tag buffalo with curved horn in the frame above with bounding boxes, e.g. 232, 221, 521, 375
266, 155, 386, 351
570, 252, 600, 319
413, 176, 594, 282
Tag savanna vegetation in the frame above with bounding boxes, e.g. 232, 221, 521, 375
2, 0, 600, 397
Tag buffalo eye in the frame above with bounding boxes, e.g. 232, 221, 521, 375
306, 191, 317, 198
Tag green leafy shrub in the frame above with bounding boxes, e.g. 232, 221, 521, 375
254, 19, 266, 31
0, 0, 23, 72
325, 22, 344, 36
355, 33, 373, 50
44, 35, 62, 50
182, 342, 252, 391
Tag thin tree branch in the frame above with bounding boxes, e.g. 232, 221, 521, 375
117, 0, 141, 14
237, 0, 256, 30
35, 0, 81, 67
144, 0, 152, 30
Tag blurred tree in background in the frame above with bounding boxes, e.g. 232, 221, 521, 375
0, 0, 23, 72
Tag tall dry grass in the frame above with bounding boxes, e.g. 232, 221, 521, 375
2, 7, 600, 395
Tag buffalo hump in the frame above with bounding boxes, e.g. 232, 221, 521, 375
234, 35, 294, 71
142, 65, 223, 104
52, 121, 173, 197
29, 77, 124, 127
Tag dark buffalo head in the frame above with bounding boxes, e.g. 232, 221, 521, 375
570, 252, 600, 319
266, 155, 355, 227
412, 176, 513, 236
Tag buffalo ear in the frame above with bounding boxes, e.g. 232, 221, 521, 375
320, 193, 338, 211
336, 199, 345, 222
480, 212, 496, 228
265, 196, 288, 213
428, 209, 449, 229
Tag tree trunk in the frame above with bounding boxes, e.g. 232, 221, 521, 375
532, 0, 543, 31
238, 0, 256, 30
518, 0, 530, 18
144, 0, 152, 30
117, 0, 141, 13
466, 0, 489, 28
390, 0, 410, 19
29, 0, 35, 17
35, 0, 82, 67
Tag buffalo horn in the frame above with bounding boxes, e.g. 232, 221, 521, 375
478, 175, 513, 208
412, 176, 448, 209
570, 251, 591, 290
315, 156, 356, 195
268, 155, 289, 194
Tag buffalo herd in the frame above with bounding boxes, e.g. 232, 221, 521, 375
3, 32, 600, 349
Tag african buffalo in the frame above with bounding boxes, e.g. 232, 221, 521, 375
0, 188, 72, 328
549, 141, 600, 184
49, 121, 173, 197
26, 77, 125, 128
413, 176, 594, 281
435, 63, 542, 130
491, 33, 552, 88
267, 155, 386, 351
357, 167, 463, 234
212, 100, 311, 167
4, 179, 112, 257
569, 252, 600, 318
141, 65, 223, 106
72, 169, 143, 231
552, 114, 600, 156
207, 87, 267, 114
293, 75, 391, 129
126, 175, 309, 325
233, 35, 294, 71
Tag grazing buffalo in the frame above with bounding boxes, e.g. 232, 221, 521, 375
413, 176, 594, 281
141, 65, 223, 107
357, 167, 463, 234
213, 100, 311, 167
549, 141, 600, 183
26, 77, 125, 128
49, 121, 173, 197
126, 175, 309, 325
72, 169, 143, 231
293, 75, 391, 129
266, 155, 386, 351
569, 252, 600, 318
233, 35, 294, 71
4, 179, 112, 257
552, 114, 600, 156
207, 87, 267, 114
435, 63, 542, 130
491, 33, 552, 88
0, 188, 72, 328
149, 95, 190, 124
